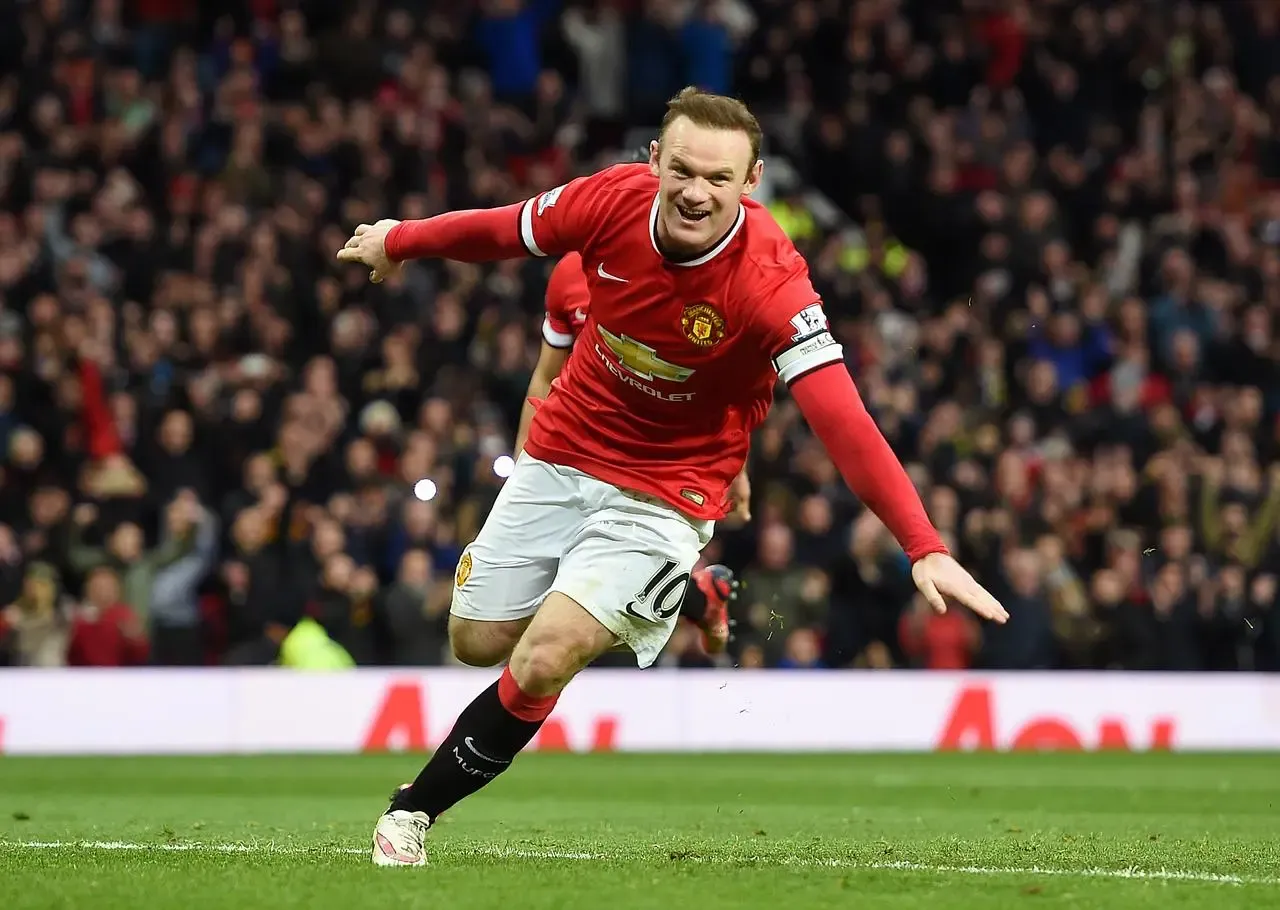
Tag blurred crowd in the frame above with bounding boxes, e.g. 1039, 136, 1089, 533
1, 0, 1279, 673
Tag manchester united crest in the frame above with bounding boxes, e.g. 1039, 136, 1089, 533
681, 304, 726, 347
455, 552, 473, 588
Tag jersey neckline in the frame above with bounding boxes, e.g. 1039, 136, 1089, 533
647, 194, 746, 267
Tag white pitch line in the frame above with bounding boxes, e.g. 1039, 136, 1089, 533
11, 840, 364, 856
1, 841, 1275, 887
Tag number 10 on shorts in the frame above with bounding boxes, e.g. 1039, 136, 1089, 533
624, 559, 690, 622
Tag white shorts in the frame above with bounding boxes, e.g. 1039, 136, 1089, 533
450, 454, 713, 668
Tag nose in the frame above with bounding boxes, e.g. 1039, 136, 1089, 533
681, 179, 711, 205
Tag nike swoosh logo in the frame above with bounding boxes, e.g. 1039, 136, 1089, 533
624, 601, 658, 623
598, 263, 629, 283
464, 736, 509, 765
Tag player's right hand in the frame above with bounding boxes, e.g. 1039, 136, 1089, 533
336, 219, 402, 284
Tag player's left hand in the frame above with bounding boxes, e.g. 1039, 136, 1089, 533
336, 219, 402, 283
911, 551, 1008, 624
727, 469, 751, 523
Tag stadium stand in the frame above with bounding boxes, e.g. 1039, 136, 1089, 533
0, 0, 1278, 672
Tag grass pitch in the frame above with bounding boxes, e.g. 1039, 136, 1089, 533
1, 752, 1278, 909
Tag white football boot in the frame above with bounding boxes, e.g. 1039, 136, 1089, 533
371, 786, 430, 867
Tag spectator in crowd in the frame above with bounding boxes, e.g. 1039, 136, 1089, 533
2, 0, 1280, 674
377, 547, 449, 666
0, 561, 69, 667
66, 501, 190, 627
149, 490, 219, 664
67, 566, 149, 667
740, 525, 827, 666
899, 593, 981, 671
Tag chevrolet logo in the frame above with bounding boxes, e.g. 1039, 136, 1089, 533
597, 326, 695, 383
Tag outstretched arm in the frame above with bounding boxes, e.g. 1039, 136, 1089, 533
335, 207, 527, 282
388, 204, 530, 264
763, 294, 937, 557
757, 257, 1006, 623
789, 364, 943, 562
789, 364, 1008, 624
337, 172, 611, 279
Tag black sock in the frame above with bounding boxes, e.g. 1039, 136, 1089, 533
391, 676, 551, 820
678, 578, 708, 625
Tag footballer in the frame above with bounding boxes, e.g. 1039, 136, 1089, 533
339, 87, 1007, 867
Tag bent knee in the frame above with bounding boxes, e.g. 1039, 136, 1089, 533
507, 593, 620, 693
448, 616, 523, 667
507, 642, 578, 695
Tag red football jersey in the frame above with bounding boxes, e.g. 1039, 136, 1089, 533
542, 251, 591, 349
520, 164, 844, 520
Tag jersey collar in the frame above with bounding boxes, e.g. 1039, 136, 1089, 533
648, 194, 746, 267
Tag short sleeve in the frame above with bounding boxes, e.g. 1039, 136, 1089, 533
542, 315, 575, 348
755, 260, 845, 385
542, 253, 588, 348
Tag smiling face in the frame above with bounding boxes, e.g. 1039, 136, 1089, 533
647, 91, 763, 258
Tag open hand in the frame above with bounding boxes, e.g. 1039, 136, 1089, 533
911, 551, 1008, 623
336, 219, 402, 283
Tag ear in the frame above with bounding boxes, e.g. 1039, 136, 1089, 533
741, 159, 764, 197
648, 139, 661, 177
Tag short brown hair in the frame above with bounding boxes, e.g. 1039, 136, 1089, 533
659, 86, 762, 168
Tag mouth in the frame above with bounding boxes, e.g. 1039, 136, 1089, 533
674, 203, 710, 225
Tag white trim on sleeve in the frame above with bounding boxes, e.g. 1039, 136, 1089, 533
542, 316, 575, 349
520, 199, 547, 257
